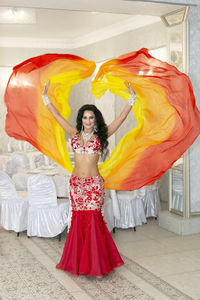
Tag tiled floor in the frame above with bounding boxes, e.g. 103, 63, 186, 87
1, 217, 200, 299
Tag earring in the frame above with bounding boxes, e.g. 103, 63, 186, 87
81, 125, 84, 132
94, 123, 98, 133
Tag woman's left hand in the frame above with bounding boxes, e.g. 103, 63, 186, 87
124, 82, 136, 106
124, 82, 136, 96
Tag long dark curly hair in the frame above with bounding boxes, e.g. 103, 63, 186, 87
76, 104, 108, 152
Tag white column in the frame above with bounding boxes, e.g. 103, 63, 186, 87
188, 6, 200, 213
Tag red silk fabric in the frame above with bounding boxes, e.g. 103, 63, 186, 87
92, 48, 200, 189
4, 49, 200, 190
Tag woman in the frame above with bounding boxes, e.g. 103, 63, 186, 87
42, 81, 136, 276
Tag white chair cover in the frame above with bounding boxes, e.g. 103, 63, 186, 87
27, 152, 45, 169
110, 189, 121, 220
66, 178, 72, 231
2, 160, 13, 176
2, 153, 29, 176
43, 155, 50, 166
143, 181, 160, 218
115, 190, 147, 229
0, 154, 10, 169
27, 174, 68, 237
67, 139, 72, 152
57, 198, 70, 227
53, 175, 69, 198
0, 171, 28, 232
12, 172, 70, 197
102, 196, 115, 232
29, 156, 36, 169
33, 154, 45, 168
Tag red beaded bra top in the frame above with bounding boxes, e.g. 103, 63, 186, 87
71, 133, 102, 155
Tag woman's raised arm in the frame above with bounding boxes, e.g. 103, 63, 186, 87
42, 81, 77, 137
107, 83, 136, 137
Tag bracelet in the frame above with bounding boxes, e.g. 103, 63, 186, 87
128, 93, 136, 106
42, 94, 51, 106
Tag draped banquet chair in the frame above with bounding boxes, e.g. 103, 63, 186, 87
0, 171, 28, 235
27, 174, 69, 239
142, 181, 160, 219
115, 189, 147, 231
102, 189, 115, 232
53, 174, 69, 198
2, 153, 29, 177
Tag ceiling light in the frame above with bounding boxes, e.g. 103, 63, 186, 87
0, 7, 36, 24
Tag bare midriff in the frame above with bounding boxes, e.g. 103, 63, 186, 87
72, 153, 100, 178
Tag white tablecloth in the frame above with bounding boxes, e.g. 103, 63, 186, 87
12, 167, 71, 198
0, 151, 49, 175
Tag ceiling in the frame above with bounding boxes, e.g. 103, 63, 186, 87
0, 0, 185, 15
0, 0, 185, 48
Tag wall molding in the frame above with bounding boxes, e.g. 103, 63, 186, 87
0, 15, 160, 49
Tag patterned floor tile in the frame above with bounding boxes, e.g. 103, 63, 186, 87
0, 222, 195, 300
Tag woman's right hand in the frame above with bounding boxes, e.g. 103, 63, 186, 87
42, 80, 51, 106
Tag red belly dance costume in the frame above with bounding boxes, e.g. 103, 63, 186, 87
56, 133, 124, 276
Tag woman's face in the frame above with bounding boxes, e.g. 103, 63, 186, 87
82, 110, 96, 131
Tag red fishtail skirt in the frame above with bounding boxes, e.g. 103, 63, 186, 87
56, 175, 124, 276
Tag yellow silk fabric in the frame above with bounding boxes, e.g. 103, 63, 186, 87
38, 59, 96, 172
92, 70, 176, 189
